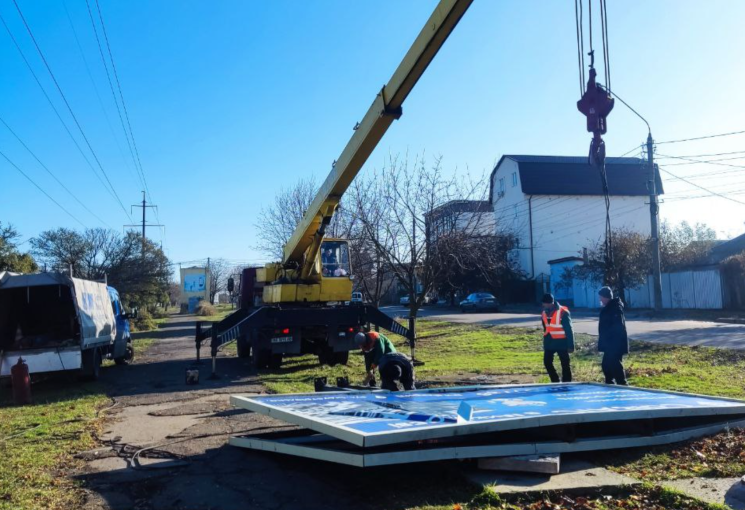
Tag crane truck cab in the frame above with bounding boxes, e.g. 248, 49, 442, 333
240, 239, 362, 368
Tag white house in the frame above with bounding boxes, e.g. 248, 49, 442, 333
425, 200, 495, 240
490, 155, 662, 279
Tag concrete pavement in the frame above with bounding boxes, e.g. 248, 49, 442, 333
382, 306, 745, 350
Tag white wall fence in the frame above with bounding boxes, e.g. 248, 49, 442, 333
572, 268, 723, 310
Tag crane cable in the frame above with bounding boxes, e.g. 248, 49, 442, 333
575, 0, 615, 286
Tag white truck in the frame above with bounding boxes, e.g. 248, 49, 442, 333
0, 271, 134, 380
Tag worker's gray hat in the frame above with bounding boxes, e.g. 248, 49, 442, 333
354, 332, 367, 345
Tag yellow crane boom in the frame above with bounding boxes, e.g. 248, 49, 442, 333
263, 0, 473, 304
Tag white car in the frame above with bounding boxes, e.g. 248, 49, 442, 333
351, 292, 364, 304
399, 296, 410, 305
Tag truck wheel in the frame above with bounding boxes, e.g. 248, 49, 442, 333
268, 354, 283, 370
332, 351, 349, 366
317, 350, 332, 366
252, 348, 271, 369
114, 341, 134, 366
80, 348, 102, 381
237, 334, 251, 359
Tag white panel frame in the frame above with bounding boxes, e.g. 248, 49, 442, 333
230, 418, 745, 467
230, 383, 745, 448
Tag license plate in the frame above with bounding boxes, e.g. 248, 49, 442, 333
271, 336, 293, 344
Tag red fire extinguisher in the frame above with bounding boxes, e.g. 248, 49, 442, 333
11, 357, 32, 405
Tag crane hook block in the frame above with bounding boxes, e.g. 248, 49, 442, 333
576, 68, 614, 136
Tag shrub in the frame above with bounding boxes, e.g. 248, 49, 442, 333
195, 301, 216, 316
131, 309, 157, 332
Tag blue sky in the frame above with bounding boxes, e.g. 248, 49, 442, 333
2, 0, 745, 271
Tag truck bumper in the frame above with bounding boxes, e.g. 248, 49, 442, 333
0, 346, 82, 376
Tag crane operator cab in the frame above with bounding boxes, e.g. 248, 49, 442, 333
320, 240, 351, 278
260, 238, 354, 304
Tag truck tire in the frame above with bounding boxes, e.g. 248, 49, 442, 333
268, 354, 283, 370
114, 341, 134, 366
252, 348, 271, 370
317, 349, 332, 366
80, 348, 101, 381
236, 334, 251, 359
332, 351, 349, 366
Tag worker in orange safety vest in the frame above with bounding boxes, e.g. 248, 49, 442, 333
541, 293, 575, 383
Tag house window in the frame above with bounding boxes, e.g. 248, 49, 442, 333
499, 177, 505, 193
513, 204, 519, 218
512, 172, 518, 187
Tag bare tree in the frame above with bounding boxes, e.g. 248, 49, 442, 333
255, 176, 356, 260
351, 153, 487, 357
255, 177, 318, 259
660, 220, 717, 271
208, 258, 230, 304
566, 228, 652, 301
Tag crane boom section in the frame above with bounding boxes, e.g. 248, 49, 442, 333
283, 0, 473, 265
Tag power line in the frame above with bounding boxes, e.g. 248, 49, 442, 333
0, 11, 120, 205
656, 129, 745, 145
82, 0, 145, 193
1, 149, 87, 228
659, 155, 745, 167
657, 149, 745, 159
657, 153, 745, 171
62, 0, 142, 192
0, 115, 110, 227
10, 0, 132, 222
659, 167, 745, 206
617, 144, 642, 158
92, 0, 159, 227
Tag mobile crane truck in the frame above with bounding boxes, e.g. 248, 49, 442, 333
197, 0, 473, 371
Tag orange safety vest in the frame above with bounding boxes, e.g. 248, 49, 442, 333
542, 306, 569, 340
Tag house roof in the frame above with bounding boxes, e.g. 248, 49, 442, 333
547, 256, 584, 265
426, 200, 492, 220
706, 233, 745, 264
489, 155, 664, 201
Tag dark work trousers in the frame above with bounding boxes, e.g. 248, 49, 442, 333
379, 354, 415, 391
544, 349, 572, 383
602, 352, 628, 385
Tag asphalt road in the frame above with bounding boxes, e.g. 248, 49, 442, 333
381, 306, 745, 350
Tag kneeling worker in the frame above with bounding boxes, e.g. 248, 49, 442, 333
355, 331, 415, 391
541, 293, 574, 383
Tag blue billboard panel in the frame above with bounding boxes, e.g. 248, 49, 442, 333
231, 383, 745, 447
184, 274, 206, 292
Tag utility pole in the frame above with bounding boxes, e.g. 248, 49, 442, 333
647, 133, 663, 311
125, 191, 163, 255
206, 257, 211, 304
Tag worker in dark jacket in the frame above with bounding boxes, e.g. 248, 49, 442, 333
598, 287, 629, 385
355, 331, 415, 391
541, 293, 574, 383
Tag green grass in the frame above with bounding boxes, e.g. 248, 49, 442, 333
0, 382, 108, 510
257, 320, 745, 398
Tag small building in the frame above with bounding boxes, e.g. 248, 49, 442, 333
425, 200, 495, 241
548, 256, 584, 306
490, 155, 663, 279
180, 266, 210, 313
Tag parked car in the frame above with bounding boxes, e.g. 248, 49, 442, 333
350, 292, 364, 304
399, 295, 410, 306
423, 295, 439, 305
460, 293, 500, 313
